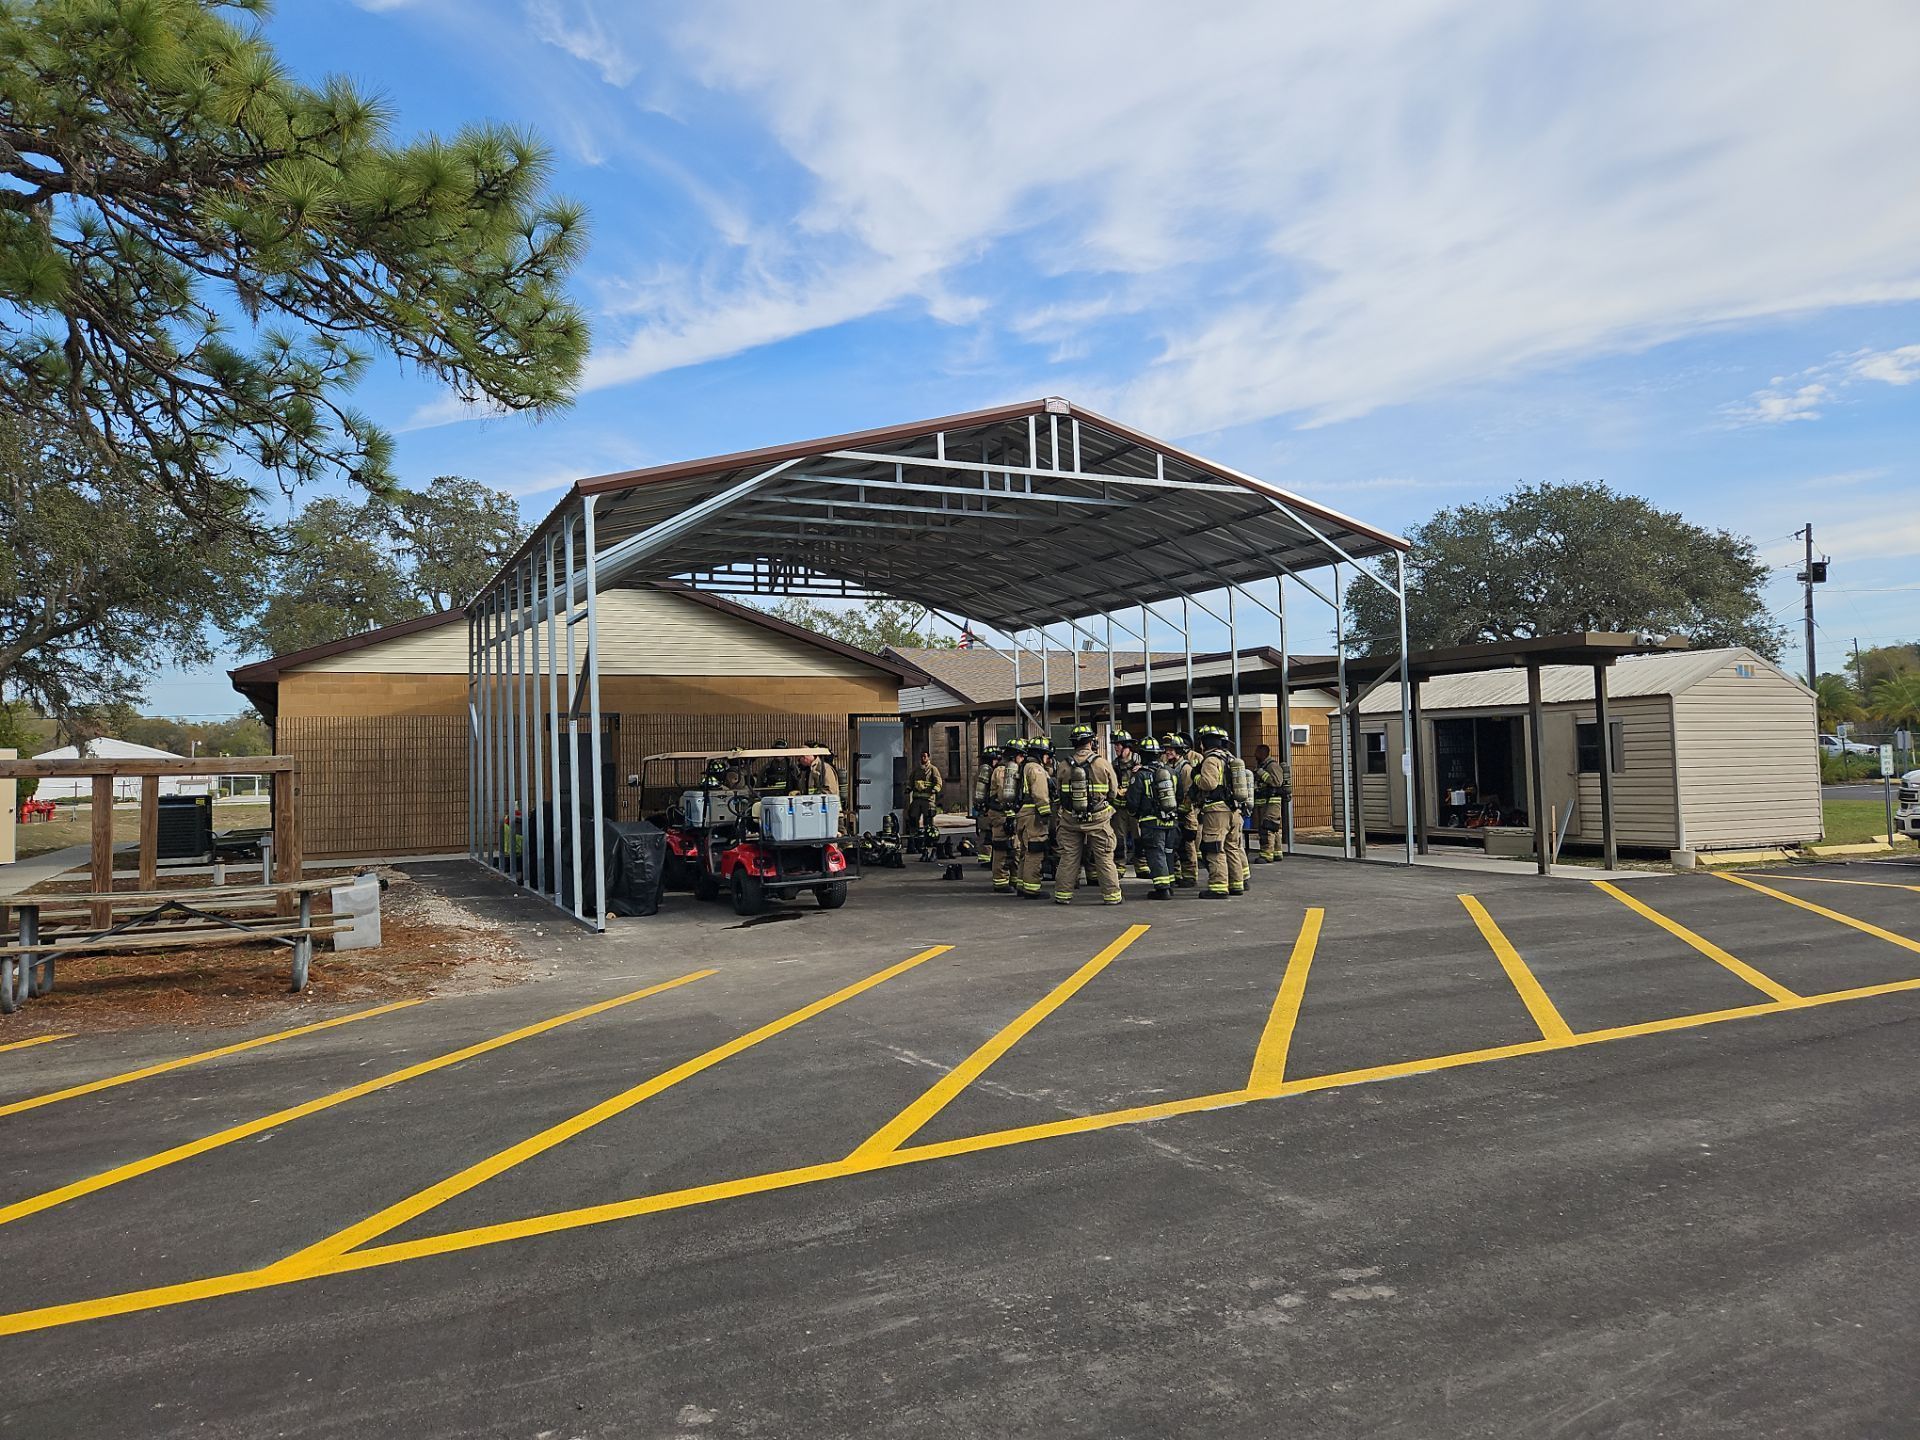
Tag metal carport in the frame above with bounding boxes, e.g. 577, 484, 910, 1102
466, 396, 1413, 928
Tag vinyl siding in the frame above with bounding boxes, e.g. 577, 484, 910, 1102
1671, 660, 1821, 848
1333, 700, 1681, 847
1566, 696, 1681, 848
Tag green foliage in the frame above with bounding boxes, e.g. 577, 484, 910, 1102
0, 698, 39, 800
1870, 674, 1920, 729
1853, 643, 1920, 693
1820, 751, 1878, 784
231, 474, 528, 656
764, 598, 958, 654
0, 0, 588, 519
1812, 672, 1862, 731
112, 710, 270, 757
0, 414, 257, 718
1346, 482, 1783, 659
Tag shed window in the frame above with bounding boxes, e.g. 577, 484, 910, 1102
1576, 720, 1626, 774
1364, 731, 1388, 774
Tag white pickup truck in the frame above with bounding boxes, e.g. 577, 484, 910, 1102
1898, 769, 1920, 841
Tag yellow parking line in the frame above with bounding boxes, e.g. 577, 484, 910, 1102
1718, 873, 1920, 955
1458, 895, 1573, 1042
272, 944, 954, 1274
0, 1001, 421, 1120
1593, 881, 1800, 1004
1747, 872, 1920, 895
6, 969, 1918, 1340
1246, 909, 1324, 1096
0, 1033, 68, 1056
0, 972, 714, 1231
847, 925, 1149, 1161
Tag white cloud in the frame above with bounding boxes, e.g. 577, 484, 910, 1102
1726, 380, 1829, 425
524, 0, 638, 88
1851, 343, 1920, 385
562, 0, 1920, 431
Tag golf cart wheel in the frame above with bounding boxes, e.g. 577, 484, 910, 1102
731, 870, 767, 916
814, 882, 849, 910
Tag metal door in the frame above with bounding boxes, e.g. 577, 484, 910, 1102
855, 719, 904, 834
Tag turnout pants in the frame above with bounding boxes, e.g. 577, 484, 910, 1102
1015, 808, 1050, 896
1257, 799, 1287, 859
1179, 818, 1199, 884
1227, 812, 1249, 894
906, 798, 936, 841
1054, 812, 1122, 903
1137, 820, 1177, 892
1200, 805, 1248, 896
986, 809, 1014, 889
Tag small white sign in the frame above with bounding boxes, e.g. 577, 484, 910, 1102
1881, 744, 1896, 777
1401, 753, 1413, 777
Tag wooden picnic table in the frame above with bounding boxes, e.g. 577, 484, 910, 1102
0, 878, 350, 1014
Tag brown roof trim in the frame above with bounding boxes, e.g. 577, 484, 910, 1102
646, 583, 933, 685
227, 609, 465, 685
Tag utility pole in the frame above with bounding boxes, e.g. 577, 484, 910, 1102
1794, 525, 1827, 682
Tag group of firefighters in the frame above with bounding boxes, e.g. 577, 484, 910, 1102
962, 724, 1292, 904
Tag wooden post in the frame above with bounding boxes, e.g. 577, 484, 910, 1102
1594, 663, 1619, 872
272, 766, 302, 916
1526, 664, 1550, 876
1410, 681, 1430, 856
91, 774, 114, 926
138, 776, 160, 892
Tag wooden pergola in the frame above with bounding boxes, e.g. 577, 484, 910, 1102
0, 755, 302, 921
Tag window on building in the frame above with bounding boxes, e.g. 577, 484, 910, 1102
1364, 730, 1388, 774
944, 725, 962, 782
1576, 720, 1627, 774
1289, 723, 1311, 747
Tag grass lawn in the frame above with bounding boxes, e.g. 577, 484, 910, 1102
11, 803, 271, 860
1821, 797, 1907, 847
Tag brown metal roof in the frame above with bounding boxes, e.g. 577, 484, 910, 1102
496, 397, 1408, 630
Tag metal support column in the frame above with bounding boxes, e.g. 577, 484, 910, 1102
581, 496, 609, 930
1180, 595, 1196, 737
1526, 662, 1550, 876
545, 534, 564, 904
1140, 604, 1153, 740
1276, 576, 1294, 853
1227, 586, 1243, 753
1333, 564, 1355, 860
1410, 677, 1430, 857
1396, 551, 1415, 866
1594, 663, 1618, 871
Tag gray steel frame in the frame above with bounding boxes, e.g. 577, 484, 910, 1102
468, 413, 1415, 925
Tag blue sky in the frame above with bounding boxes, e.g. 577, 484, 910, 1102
157, 0, 1920, 715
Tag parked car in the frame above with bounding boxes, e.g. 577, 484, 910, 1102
1897, 769, 1920, 841
1819, 732, 1878, 757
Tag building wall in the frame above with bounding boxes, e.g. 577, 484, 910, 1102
1671, 658, 1822, 849
268, 594, 903, 858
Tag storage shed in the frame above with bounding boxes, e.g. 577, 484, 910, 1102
231, 584, 925, 859
1332, 647, 1820, 854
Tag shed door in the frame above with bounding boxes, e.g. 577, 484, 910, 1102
855, 719, 904, 834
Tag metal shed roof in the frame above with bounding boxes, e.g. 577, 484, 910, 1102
507, 397, 1406, 632
1356, 647, 1789, 713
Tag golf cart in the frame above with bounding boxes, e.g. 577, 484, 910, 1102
643, 747, 858, 916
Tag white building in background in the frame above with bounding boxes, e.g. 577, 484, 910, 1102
30, 739, 214, 802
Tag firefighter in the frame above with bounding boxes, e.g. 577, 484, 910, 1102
1253, 742, 1290, 862
1192, 724, 1252, 898
1126, 735, 1179, 901
1052, 724, 1122, 905
990, 738, 1026, 894
1014, 735, 1054, 898
1110, 731, 1146, 878
906, 748, 942, 854
756, 740, 796, 797
971, 741, 999, 868
792, 744, 838, 796
1161, 731, 1200, 886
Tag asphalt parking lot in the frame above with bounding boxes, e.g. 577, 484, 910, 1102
1, 854, 1916, 1438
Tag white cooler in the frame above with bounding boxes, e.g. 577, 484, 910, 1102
759, 794, 840, 841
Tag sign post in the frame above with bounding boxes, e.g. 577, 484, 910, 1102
1881, 744, 1896, 847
